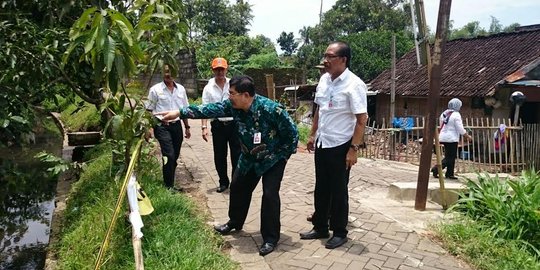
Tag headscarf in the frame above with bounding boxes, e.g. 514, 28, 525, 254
448, 98, 462, 111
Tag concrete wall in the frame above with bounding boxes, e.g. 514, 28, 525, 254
177, 49, 198, 98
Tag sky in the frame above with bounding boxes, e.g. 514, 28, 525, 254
247, 0, 540, 49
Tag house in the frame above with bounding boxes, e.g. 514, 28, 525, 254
369, 25, 540, 125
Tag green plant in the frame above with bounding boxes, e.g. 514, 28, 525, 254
451, 171, 540, 252
189, 96, 202, 105
59, 101, 101, 132
35, 151, 86, 176
434, 218, 540, 270
297, 123, 311, 145
55, 143, 237, 269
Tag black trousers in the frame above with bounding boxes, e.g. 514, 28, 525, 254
313, 141, 351, 238
227, 159, 287, 245
154, 121, 183, 188
210, 120, 241, 187
441, 142, 458, 177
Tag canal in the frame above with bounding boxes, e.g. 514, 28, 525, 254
0, 118, 62, 270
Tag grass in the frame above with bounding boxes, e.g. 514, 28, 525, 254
59, 102, 101, 132
433, 219, 540, 270
296, 123, 310, 145
433, 170, 540, 270
55, 143, 238, 269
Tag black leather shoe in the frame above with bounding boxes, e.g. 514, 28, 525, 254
325, 236, 348, 249
299, 229, 329, 239
213, 223, 240, 235
216, 185, 228, 193
258, 242, 275, 256
431, 167, 438, 178
446, 175, 458, 180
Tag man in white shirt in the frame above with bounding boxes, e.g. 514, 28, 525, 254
300, 41, 368, 249
201, 58, 241, 193
146, 64, 191, 191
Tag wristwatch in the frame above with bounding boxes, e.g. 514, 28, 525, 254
350, 144, 361, 151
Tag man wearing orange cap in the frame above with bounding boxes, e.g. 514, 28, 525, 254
201, 58, 241, 193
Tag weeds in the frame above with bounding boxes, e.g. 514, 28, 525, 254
55, 143, 237, 269
435, 170, 540, 269
451, 171, 540, 251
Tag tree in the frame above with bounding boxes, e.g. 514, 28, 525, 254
342, 30, 414, 81
187, 0, 253, 38
195, 34, 278, 78
448, 18, 520, 40
0, 15, 72, 145
294, 0, 411, 82
317, 0, 409, 43
488, 16, 503, 34
63, 2, 189, 162
277, 32, 299, 56
503, 23, 520, 33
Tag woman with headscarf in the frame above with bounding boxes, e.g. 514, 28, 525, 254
431, 98, 472, 179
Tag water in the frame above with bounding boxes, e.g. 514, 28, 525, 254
0, 124, 62, 270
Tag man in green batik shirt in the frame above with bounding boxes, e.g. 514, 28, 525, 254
156, 75, 298, 257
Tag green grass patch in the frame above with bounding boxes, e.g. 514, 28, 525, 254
433, 170, 540, 270
59, 101, 101, 132
433, 218, 540, 270
296, 123, 310, 145
55, 143, 238, 269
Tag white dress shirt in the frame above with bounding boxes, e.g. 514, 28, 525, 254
146, 81, 189, 121
202, 77, 233, 122
438, 110, 466, 143
314, 68, 368, 148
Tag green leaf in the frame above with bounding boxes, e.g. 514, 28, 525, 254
114, 20, 133, 46
109, 10, 134, 32
103, 35, 116, 73
84, 27, 99, 53
96, 17, 109, 52
150, 13, 172, 20
10, 115, 27, 124
114, 54, 126, 79
1, 119, 10, 128
71, 7, 98, 38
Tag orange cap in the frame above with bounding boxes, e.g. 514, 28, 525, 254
211, 57, 228, 69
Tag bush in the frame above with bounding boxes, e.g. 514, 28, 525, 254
451, 171, 540, 251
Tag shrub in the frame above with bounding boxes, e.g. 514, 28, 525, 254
451, 170, 540, 253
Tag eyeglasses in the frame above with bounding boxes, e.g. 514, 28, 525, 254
323, 54, 342, 60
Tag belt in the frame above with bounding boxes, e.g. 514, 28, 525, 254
155, 117, 180, 125
212, 119, 233, 125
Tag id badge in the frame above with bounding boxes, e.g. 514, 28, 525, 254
253, 132, 262, 144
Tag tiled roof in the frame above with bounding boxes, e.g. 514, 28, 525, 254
369, 28, 540, 97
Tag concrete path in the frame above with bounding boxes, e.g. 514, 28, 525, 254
178, 121, 471, 270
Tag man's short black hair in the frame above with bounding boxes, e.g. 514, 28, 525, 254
230, 75, 256, 96
332, 41, 351, 68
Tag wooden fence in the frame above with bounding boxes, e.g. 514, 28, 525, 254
358, 117, 540, 174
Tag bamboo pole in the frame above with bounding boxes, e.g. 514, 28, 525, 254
132, 227, 144, 270
434, 126, 448, 210
415, 0, 452, 211
95, 138, 144, 270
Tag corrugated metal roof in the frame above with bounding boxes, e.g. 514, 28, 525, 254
369, 28, 540, 97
